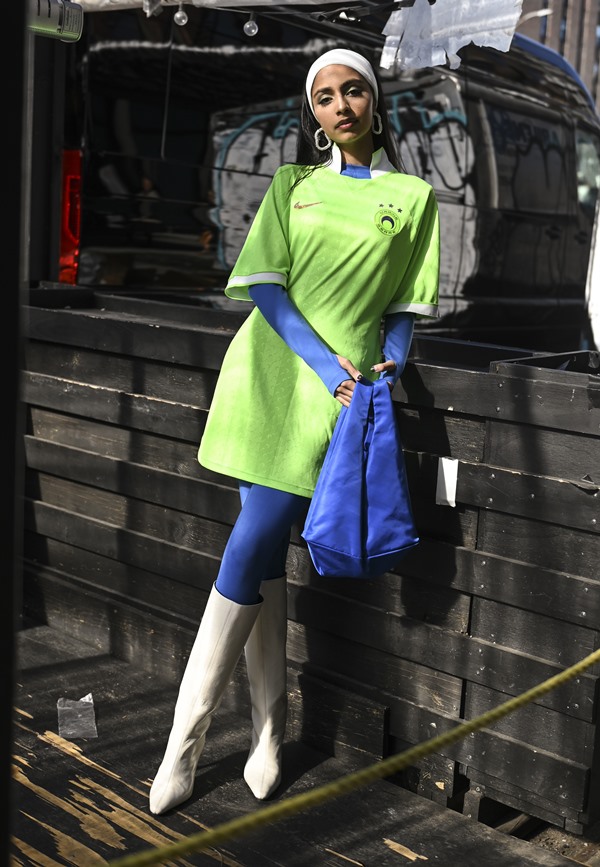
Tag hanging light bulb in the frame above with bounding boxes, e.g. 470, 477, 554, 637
174, 2, 188, 26
243, 13, 259, 37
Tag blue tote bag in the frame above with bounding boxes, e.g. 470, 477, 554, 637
302, 378, 419, 579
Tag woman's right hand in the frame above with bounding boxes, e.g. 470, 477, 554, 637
334, 355, 364, 407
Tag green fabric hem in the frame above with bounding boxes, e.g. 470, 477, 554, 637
198, 455, 315, 499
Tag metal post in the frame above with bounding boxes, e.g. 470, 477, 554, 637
4, 4, 28, 864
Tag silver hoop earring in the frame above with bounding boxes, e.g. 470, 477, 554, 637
314, 127, 332, 151
372, 111, 383, 135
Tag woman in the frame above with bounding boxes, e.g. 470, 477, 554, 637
149, 47, 440, 816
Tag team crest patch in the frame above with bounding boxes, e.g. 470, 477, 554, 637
374, 204, 403, 236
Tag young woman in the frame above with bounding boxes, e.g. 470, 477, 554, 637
149, 47, 440, 816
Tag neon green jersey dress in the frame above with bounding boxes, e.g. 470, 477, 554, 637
198, 147, 440, 498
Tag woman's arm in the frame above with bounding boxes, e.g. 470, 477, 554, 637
371, 312, 415, 388
249, 283, 360, 398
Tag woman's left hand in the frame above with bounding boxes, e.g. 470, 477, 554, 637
370, 359, 397, 391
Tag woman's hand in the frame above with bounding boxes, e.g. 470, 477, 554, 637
370, 359, 397, 391
334, 355, 364, 407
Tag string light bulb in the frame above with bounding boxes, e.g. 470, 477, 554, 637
243, 13, 259, 37
174, 3, 188, 26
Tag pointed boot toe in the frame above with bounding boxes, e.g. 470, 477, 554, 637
244, 576, 288, 801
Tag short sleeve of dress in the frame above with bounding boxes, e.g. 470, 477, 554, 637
386, 185, 440, 320
225, 166, 295, 301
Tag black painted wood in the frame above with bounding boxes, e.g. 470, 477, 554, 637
484, 418, 600, 480
399, 540, 600, 627
464, 683, 595, 765
20, 292, 600, 835
478, 511, 598, 580
456, 459, 600, 531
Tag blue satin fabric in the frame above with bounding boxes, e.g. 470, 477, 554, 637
302, 378, 419, 578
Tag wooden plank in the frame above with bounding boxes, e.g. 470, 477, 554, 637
291, 570, 470, 634
385, 698, 590, 813
464, 682, 596, 765
93, 290, 249, 331
27, 283, 97, 308
20, 302, 600, 833
286, 663, 388, 762
484, 419, 600, 480
23, 535, 209, 624
470, 597, 599, 669
24, 504, 466, 678
483, 371, 600, 436
397, 363, 499, 418
390, 737, 460, 804
491, 352, 600, 383
464, 773, 577, 827
286, 621, 463, 716
397, 363, 600, 434
27, 408, 233, 489
28, 406, 210, 476
454, 459, 600, 532
24, 341, 220, 407
23, 372, 206, 440
23, 475, 234, 564
399, 539, 600, 628
25, 306, 232, 368
467, 767, 588, 828
408, 335, 541, 368
26, 410, 198, 473
23, 361, 485, 471
579, 720, 600, 835
23, 307, 505, 421
24, 478, 230, 574
24, 500, 221, 592
23, 546, 463, 724
23, 385, 483, 547
478, 511, 599, 581
286, 580, 597, 721
411, 500, 480, 549
22, 572, 385, 767
397, 405, 487, 463
20, 565, 209, 676
24, 439, 239, 521
24, 410, 461, 546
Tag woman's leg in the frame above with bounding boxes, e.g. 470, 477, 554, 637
149, 585, 262, 815
228, 483, 309, 798
215, 483, 308, 604
149, 483, 308, 814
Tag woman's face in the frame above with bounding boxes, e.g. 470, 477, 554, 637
311, 64, 375, 162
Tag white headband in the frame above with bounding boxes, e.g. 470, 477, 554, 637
305, 49, 379, 118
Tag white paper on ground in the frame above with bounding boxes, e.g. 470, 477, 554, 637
57, 692, 98, 739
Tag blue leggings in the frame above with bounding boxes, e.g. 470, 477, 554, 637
215, 481, 310, 605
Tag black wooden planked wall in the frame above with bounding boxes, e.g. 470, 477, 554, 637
20, 286, 600, 833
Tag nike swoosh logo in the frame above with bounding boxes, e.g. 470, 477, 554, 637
294, 201, 322, 209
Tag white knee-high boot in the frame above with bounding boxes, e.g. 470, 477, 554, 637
243, 575, 288, 799
149, 584, 262, 815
